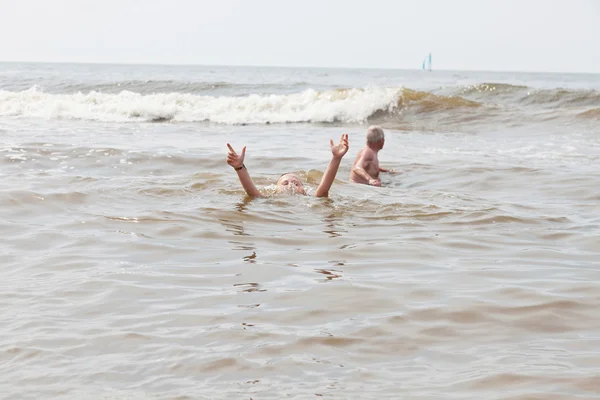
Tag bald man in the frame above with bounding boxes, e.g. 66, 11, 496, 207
349, 125, 392, 187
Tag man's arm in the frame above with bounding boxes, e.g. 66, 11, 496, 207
352, 152, 380, 186
227, 144, 262, 197
314, 134, 349, 198
379, 166, 397, 173
352, 158, 373, 182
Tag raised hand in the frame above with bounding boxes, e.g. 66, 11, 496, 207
226, 143, 246, 169
314, 133, 349, 198
330, 133, 349, 159
226, 143, 261, 197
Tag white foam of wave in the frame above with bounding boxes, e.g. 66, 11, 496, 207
0, 86, 401, 124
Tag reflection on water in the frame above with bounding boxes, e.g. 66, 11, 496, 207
233, 282, 266, 293
321, 199, 347, 239
315, 268, 343, 282
243, 251, 257, 263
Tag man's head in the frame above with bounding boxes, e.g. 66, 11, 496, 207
276, 173, 306, 195
366, 125, 385, 150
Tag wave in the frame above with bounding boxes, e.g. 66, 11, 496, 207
0, 86, 483, 124
519, 88, 600, 107
61, 80, 235, 94
400, 88, 481, 111
54, 80, 309, 95
454, 83, 600, 108
1, 83, 595, 125
577, 108, 600, 119
458, 82, 529, 95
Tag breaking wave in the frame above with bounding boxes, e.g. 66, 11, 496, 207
0, 86, 481, 124
1, 82, 596, 125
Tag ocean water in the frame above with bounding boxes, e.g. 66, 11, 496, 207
0, 62, 599, 399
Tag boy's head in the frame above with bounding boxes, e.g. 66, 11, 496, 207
276, 173, 306, 195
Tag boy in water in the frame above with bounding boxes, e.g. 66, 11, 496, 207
226, 134, 349, 198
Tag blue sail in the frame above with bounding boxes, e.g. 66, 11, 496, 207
422, 53, 432, 71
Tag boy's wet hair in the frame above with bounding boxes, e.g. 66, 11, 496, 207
277, 172, 303, 183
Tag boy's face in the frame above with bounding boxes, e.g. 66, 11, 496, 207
276, 173, 306, 195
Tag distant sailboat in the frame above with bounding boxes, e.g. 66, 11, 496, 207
422, 52, 432, 71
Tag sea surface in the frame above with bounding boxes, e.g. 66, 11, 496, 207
1, 62, 599, 399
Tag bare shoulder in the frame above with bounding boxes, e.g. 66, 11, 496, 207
361, 147, 376, 160
353, 147, 364, 161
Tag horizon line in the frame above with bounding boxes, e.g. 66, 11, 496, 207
0, 59, 598, 76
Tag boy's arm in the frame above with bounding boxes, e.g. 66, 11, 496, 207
227, 144, 262, 197
233, 164, 262, 197
314, 134, 349, 198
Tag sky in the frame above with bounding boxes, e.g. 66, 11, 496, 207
1, 0, 599, 73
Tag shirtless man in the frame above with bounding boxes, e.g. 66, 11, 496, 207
226, 134, 349, 198
349, 125, 392, 187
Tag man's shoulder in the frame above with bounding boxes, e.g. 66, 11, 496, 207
362, 147, 377, 159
